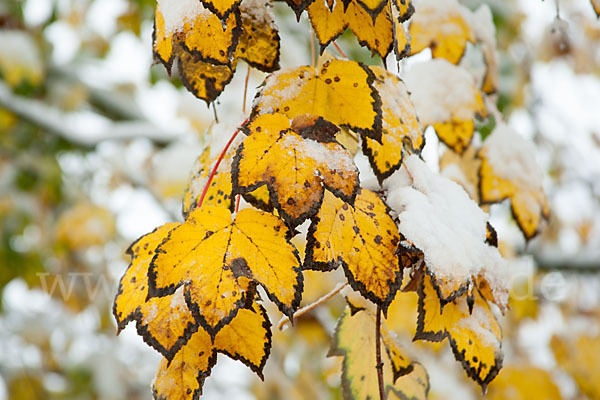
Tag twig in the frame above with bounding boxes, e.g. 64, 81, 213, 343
243, 65, 250, 114
376, 305, 385, 400
212, 103, 220, 123
333, 41, 347, 59
278, 282, 348, 330
197, 118, 249, 208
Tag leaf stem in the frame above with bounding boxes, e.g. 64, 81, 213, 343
278, 282, 348, 330
243, 65, 250, 113
197, 118, 249, 209
333, 41, 347, 59
376, 305, 385, 400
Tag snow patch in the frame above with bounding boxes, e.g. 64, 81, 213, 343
386, 155, 508, 302
404, 59, 480, 124
157, 0, 210, 36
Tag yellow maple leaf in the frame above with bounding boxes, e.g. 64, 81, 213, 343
486, 365, 561, 400
305, 189, 402, 312
408, 0, 476, 64
308, 0, 397, 59
329, 304, 429, 400
253, 59, 383, 141
362, 66, 423, 182
478, 123, 549, 240
232, 113, 359, 226
149, 205, 302, 337
439, 145, 482, 203
114, 223, 179, 332
284, 0, 314, 20
391, 3, 411, 60
114, 223, 200, 359
236, 0, 280, 72
214, 303, 272, 377
200, 0, 242, 20
152, 302, 271, 399
415, 273, 503, 389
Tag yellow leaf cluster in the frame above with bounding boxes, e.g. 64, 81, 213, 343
307, 0, 411, 59
153, 0, 280, 103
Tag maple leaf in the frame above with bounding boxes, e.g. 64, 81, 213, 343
391, 2, 411, 60
415, 273, 503, 390
478, 123, 549, 240
307, 0, 400, 59
329, 304, 429, 400
252, 59, 383, 141
439, 145, 482, 203
305, 189, 402, 313
236, 0, 280, 72
284, 0, 315, 20
405, 59, 486, 154
408, 0, 476, 64
152, 302, 271, 400
148, 205, 302, 337
114, 223, 199, 360
362, 66, 423, 182
232, 113, 359, 226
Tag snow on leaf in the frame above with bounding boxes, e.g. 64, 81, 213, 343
305, 189, 402, 312
214, 303, 272, 378
182, 148, 234, 218
232, 113, 359, 226
113, 223, 180, 332
408, 0, 476, 64
200, 0, 242, 20
236, 0, 280, 72
307, 0, 396, 59
329, 304, 428, 400
362, 66, 423, 182
405, 59, 486, 154
415, 273, 503, 390
148, 206, 302, 337
152, 327, 216, 400
386, 155, 509, 309
478, 123, 549, 241
439, 145, 482, 203
253, 59, 383, 141
471, 5, 499, 94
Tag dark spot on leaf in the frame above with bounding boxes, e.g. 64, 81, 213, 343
230, 257, 253, 279
339, 214, 345, 221
353, 226, 359, 234
374, 235, 382, 244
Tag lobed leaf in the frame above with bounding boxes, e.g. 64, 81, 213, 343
149, 206, 302, 337
232, 113, 359, 226
252, 59, 383, 141
415, 273, 503, 390
305, 189, 402, 313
